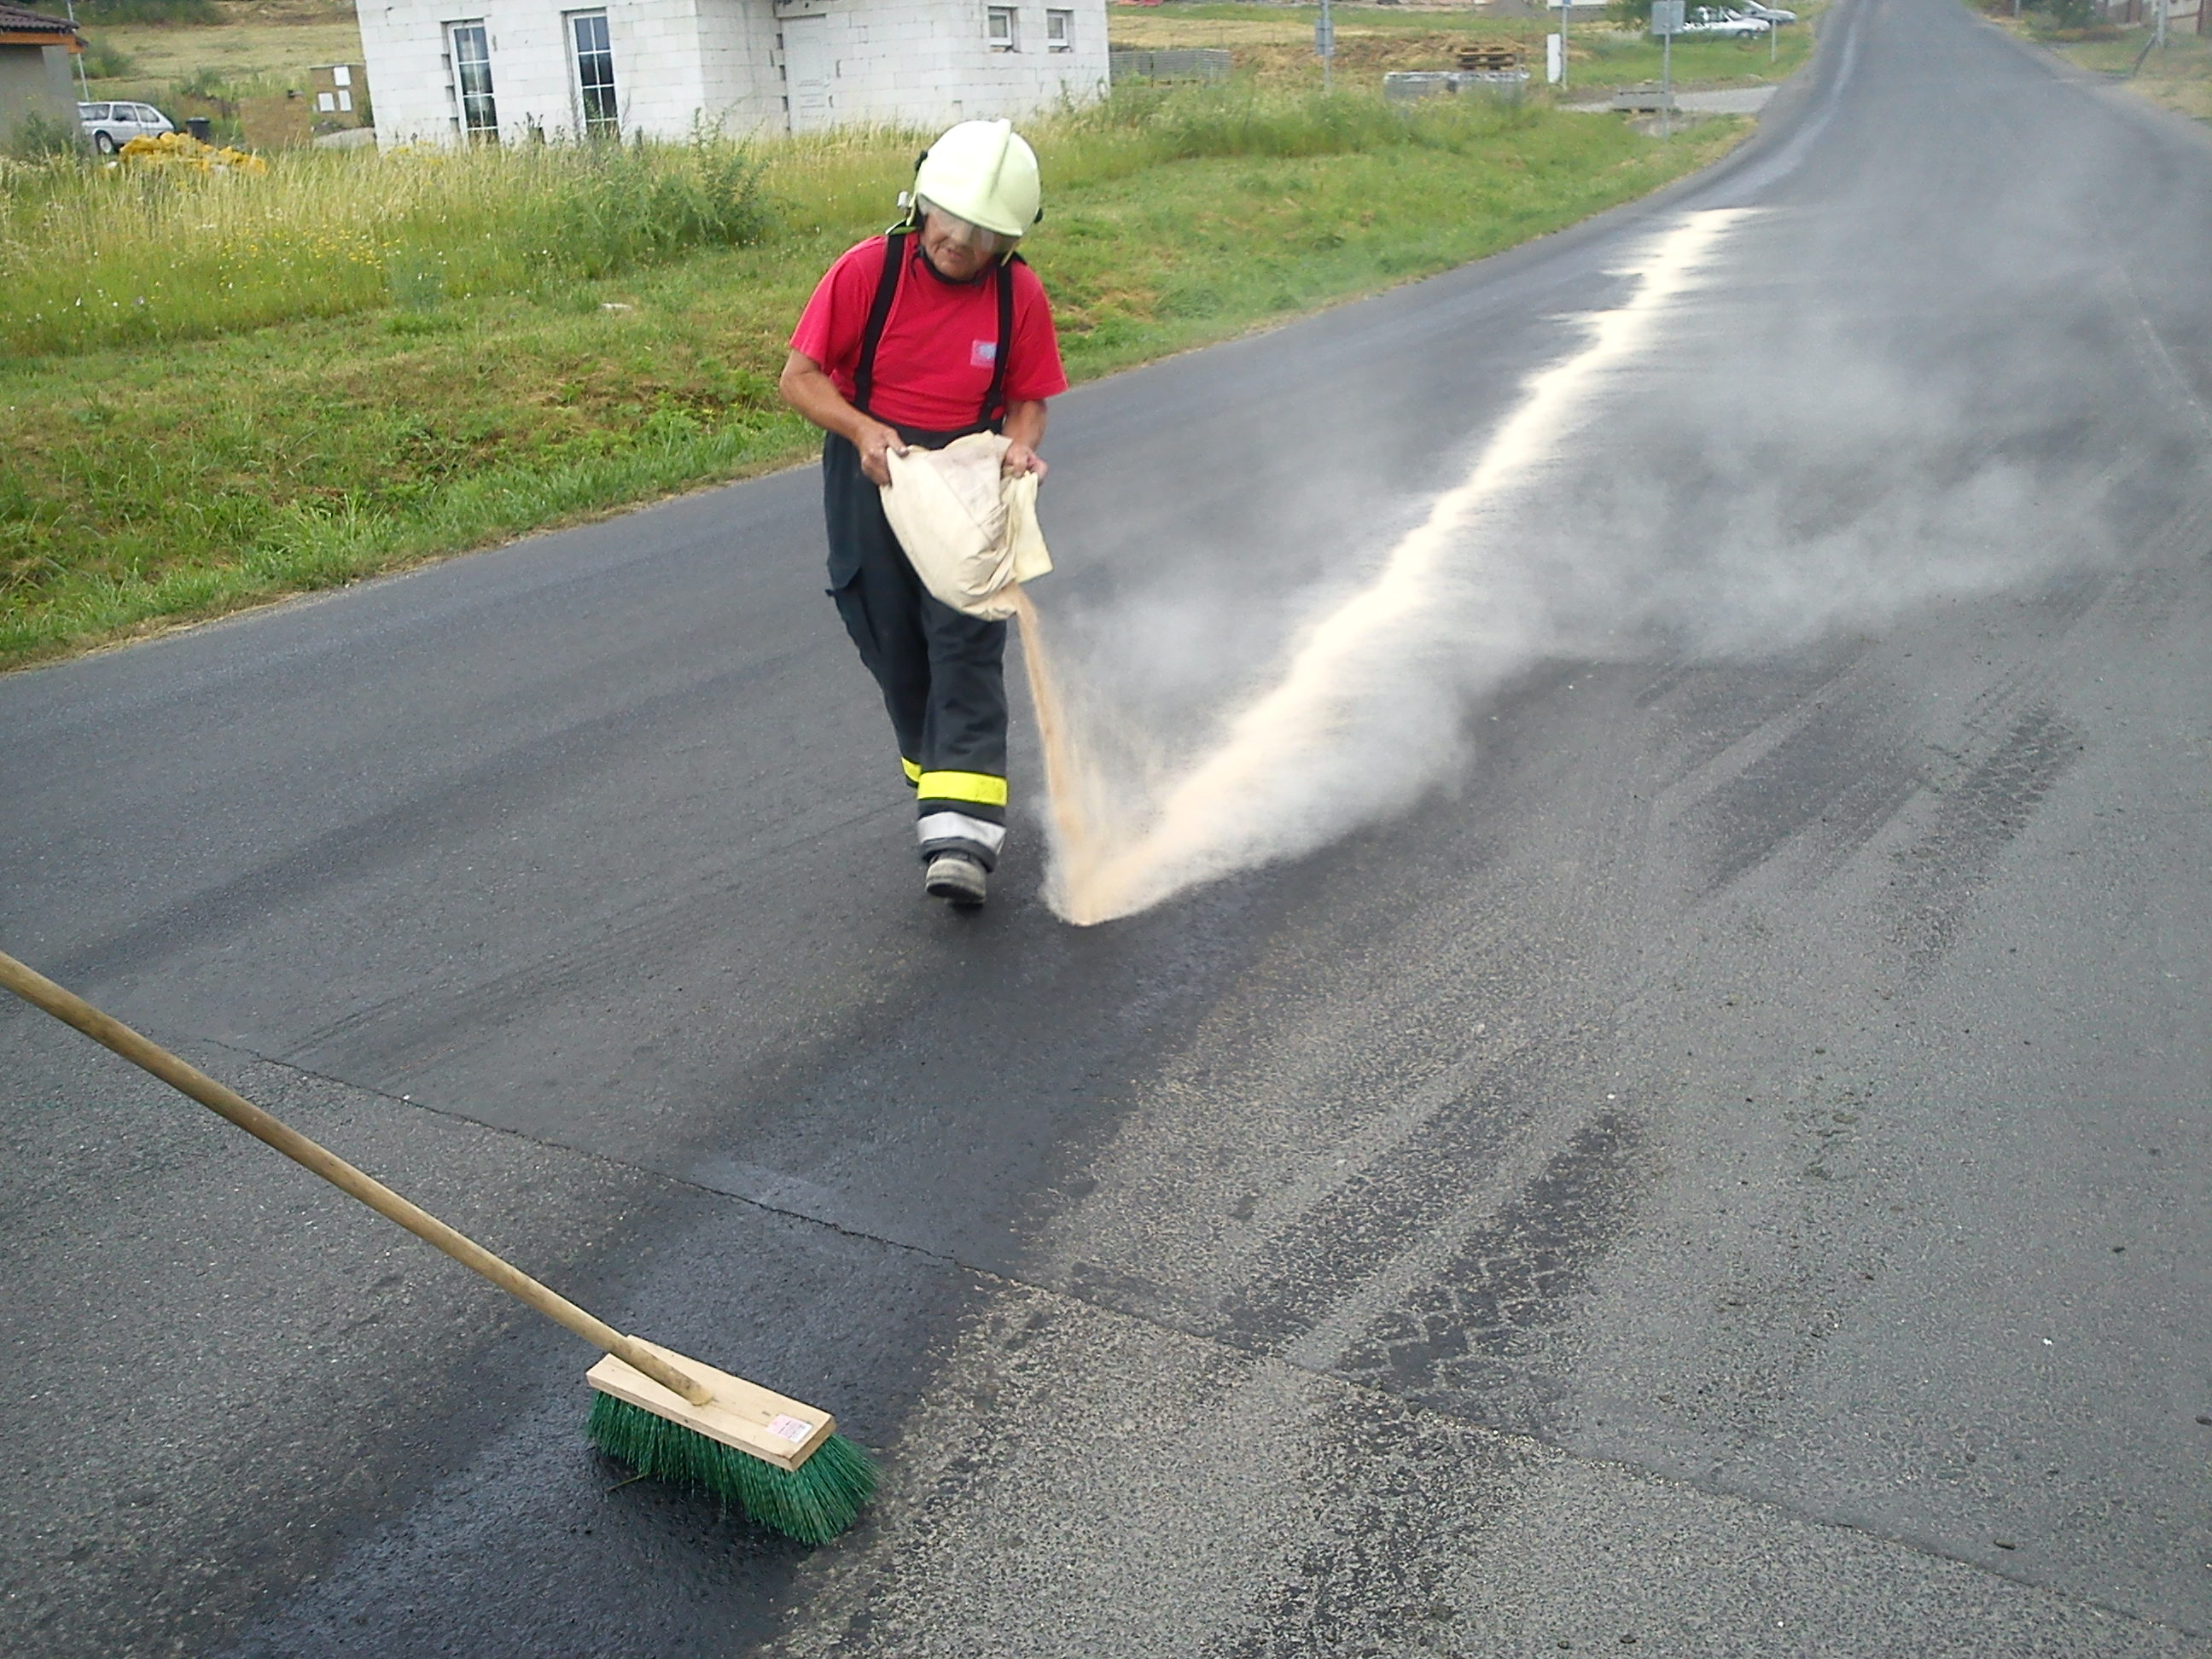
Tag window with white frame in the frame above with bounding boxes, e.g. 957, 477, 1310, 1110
568, 10, 619, 136
987, 6, 1018, 50
1045, 8, 1073, 49
446, 21, 498, 141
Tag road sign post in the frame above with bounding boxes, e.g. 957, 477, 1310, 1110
1651, 0, 1684, 138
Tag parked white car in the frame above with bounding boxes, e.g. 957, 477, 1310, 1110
78, 102, 175, 154
1679, 6, 1772, 35
1736, 1, 1798, 20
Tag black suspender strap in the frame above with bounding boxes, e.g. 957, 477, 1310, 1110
981, 253, 1022, 428
852, 230, 909, 417
855, 233, 1023, 429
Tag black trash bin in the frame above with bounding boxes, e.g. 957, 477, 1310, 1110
185, 116, 212, 143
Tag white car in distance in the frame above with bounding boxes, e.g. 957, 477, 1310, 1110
1679, 6, 1772, 35
79, 102, 176, 154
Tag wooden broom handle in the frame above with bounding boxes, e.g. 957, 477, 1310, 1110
0, 949, 713, 1409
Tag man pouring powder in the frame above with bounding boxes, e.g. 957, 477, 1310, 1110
780, 119, 1068, 910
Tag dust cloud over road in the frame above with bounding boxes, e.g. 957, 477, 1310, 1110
1027, 54, 2156, 923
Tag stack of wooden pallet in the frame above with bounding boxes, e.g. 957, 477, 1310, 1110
1455, 42, 1526, 73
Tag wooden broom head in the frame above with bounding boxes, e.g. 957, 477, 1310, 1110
586, 1337, 836, 1471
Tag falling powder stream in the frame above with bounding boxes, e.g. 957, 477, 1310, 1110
1019, 209, 1752, 926
1010, 585, 1102, 880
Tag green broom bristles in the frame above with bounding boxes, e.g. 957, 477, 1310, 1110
586, 1390, 877, 1545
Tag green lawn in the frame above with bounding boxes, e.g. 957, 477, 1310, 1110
1997, 9, 2212, 122
1, 90, 1747, 670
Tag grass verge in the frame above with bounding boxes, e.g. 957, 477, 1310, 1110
2, 89, 1745, 671
1984, 5, 2212, 122
1106, 0, 1820, 90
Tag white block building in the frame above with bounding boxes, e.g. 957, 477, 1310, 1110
355, 0, 1109, 148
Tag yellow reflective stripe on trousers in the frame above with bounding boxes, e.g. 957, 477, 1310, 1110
917, 811, 1007, 853
901, 758, 923, 786
916, 770, 1008, 807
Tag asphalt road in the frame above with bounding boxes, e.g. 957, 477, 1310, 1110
4, 0, 2209, 1653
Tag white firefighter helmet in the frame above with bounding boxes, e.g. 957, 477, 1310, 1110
911, 119, 1042, 241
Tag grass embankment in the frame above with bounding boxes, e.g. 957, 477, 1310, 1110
1986, 3, 2212, 123
1110, 1, 1820, 91
0, 89, 1745, 670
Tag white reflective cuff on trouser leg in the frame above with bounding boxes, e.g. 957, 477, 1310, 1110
917, 811, 1007, 855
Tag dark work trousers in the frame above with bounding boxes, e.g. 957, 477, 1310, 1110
822, 428, 1011, 870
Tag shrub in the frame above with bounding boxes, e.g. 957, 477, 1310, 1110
525, 131, 774, 276
3, 113, 82, 160
2024, 0, 2103, 26
171, 66, 240, 104
81, 36, 136, 79
0, 131, 773, 356
1051, 82, 1530, 181
72, 0, 220, 22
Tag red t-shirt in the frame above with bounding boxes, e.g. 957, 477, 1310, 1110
790, 235, 1068, 433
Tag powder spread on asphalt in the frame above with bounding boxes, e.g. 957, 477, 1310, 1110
1022, 210, 1752, 926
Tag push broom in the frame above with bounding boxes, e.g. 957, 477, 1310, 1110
0, 948, 875, 1545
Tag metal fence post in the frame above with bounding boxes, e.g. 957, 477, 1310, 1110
1651, 0, 1685, 138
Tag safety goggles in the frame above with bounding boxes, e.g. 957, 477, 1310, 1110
916, 197, 1019, 259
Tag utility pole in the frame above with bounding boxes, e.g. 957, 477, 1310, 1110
1318, 0, 1334, 92
1559, 0, 1569, 90
63, 0, 90, 100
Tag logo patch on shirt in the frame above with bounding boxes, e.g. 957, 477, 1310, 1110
969, 340, 998, 368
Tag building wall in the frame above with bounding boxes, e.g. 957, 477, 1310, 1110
0, 42, 80, 148
696, 0, 784, 134
361, 0, 721, 146
356, 0, 1108, 148
767, 0, 1109, 131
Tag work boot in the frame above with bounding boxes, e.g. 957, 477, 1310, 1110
924, 851, 987, 907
